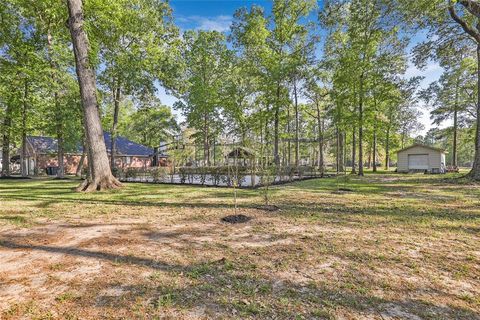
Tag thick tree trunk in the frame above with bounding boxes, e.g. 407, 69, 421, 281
468, 43, 480, 179
21, 81, 28, 177
385, 126, 390, 171
351, 128, 357, 174
469, 44, 480, 179
110, 85, 120, 170
67, 0, 121, 191
1, 104, 12, 177
293, 80, 299, 167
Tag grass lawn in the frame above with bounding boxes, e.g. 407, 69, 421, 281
0, 172, 479, 319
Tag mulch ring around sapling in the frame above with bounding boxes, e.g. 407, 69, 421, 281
221, 214, 252, 224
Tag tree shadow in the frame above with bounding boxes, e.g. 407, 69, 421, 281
0, 240, 184, 272
1, 223, 479, 319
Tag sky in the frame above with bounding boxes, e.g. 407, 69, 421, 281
157, 0, 444, 135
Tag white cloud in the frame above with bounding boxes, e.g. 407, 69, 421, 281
180, 15, 232, 32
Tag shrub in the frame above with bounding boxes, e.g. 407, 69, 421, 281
150, 167, 168, 182
125, 167, 140, 180
111, 167, 121, 178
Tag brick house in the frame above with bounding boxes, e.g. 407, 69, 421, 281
21, 132, 167, 175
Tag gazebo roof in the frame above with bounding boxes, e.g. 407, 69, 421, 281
226, 146, 256, 159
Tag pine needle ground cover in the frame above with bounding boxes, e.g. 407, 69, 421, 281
0, 173, 479, 319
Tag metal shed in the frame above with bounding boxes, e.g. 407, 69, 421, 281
396, 144, 447, 174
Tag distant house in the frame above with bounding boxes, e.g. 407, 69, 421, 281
396, 144, 447, 174
21, 132, 167, 176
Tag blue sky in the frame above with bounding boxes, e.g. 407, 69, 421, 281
158, 0, 444, 135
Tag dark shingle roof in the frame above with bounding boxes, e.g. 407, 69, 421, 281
27, 133, 155, 157
103, 132, 153, 156
27, 136, 64, 154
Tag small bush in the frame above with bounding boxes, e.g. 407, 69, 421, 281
149, 167, 168, 182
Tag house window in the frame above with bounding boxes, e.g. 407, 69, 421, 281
125, 156, 131, 165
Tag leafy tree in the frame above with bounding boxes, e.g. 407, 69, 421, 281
231, 0, 317, 166
420, 50, 476, 166
126, 94, 178, 148
399, 0, 480, 178
173, 30, 231, 165
89, 0, 178, 169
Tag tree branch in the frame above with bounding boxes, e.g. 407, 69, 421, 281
459, 0, 480, 18
448, 1, 480, 42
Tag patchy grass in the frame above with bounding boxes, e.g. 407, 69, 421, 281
0, 172, 479, 319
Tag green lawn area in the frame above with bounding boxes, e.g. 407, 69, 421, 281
0, 173, 479, 319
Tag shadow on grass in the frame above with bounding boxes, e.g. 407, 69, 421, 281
0, 240, 182, 272
1, 238, 478, 319
0, 194, 251, 210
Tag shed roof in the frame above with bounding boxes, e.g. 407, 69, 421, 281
396, 144, 447, 154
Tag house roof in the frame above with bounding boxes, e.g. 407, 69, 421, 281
103, 132, 154, 156
27, 136, 78, 154
27, 133, 157, 157
396, 144, 447, 154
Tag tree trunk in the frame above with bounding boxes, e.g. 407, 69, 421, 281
213, 138, 216, 166
1, 103, 12, 177
47, 30, 65, 179
76, 151, 86, 177
21, 81, 28, 177
56, 111, 65, 178
358, 73, 364, 176
287, 103, 291, 165
372, 123, 377, 173
385, 126, 390, 171
453, 79, 459, 167
336, 128, 340, 173
338, 131, 344, 172
469, 43, 480, 179
351, 127, 357, 174
110, 85, 120, 170
368, 144, 373, 169
274, 84, 280, 166
67, 0, 121, 191
204, 112, 210, 166
316, 102, 324, 175
294, 80, 299, 167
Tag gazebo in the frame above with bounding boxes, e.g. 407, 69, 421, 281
226, 146, 256, 165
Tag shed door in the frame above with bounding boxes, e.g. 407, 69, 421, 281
408, 154, 429, 170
